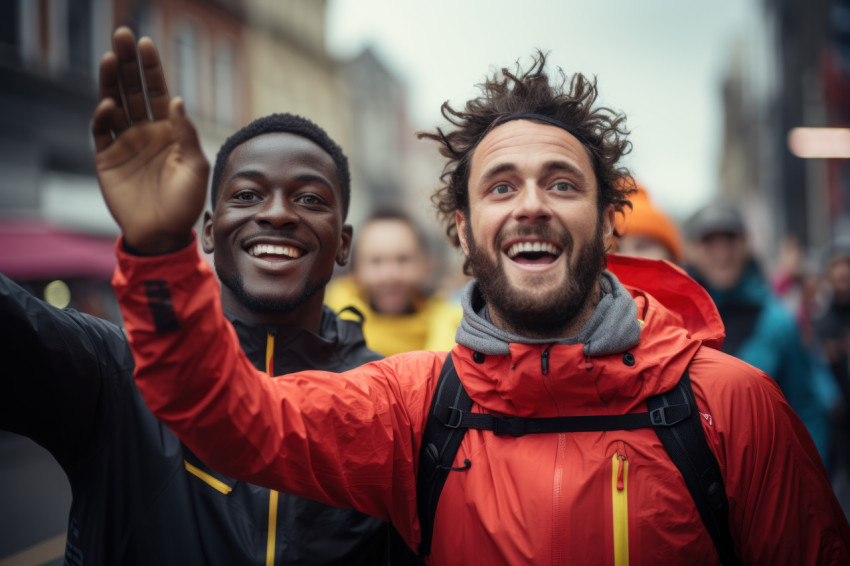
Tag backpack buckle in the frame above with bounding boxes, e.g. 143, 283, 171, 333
445, 406, 464, 429
649, 404, 689, 426
493, 418, 527, 437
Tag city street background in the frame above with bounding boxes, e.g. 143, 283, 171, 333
0, 1, 845, 564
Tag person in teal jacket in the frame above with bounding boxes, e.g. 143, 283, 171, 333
684, 202, 830, 458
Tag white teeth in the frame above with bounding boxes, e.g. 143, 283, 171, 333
506, 241, 560, 258
248, 244, 303, 259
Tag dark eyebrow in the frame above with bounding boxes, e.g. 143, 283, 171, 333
225, 169, 265, 186
479, 163, 518, 186
224, 171, 335, 192
479, 160, 587, 186
293, 173, 335, 191
543, 161, 587, 185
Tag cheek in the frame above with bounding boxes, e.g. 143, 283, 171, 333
469, 211, 499, 249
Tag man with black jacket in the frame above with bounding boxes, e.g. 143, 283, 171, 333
0, 26, 411, 566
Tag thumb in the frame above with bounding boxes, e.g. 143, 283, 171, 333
169, 97, 209, 174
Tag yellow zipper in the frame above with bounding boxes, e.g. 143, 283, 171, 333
265, 333, 279, 565
266, 489, 279, 565
184, 460, 233, 494
611, 447, 629, 566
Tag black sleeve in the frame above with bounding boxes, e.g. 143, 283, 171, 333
0, 273, 134, 468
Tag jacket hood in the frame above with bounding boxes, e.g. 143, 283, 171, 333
226, 306, 381, 374
609, 254, 725, 350
456, 271, 642, 357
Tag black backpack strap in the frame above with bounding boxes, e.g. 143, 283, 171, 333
647, 370, 741, 566
416, 353, 472, 556
433, 401, 690, 436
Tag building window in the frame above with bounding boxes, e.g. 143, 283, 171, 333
18, 0, 39, 68
67, 0, 92, 74
174, 20, 199, 114
214, 39, 234, 125
0, 0, 20, 63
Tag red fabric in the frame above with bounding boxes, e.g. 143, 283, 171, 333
0, 218, 116, 280
115, 241, 850, 565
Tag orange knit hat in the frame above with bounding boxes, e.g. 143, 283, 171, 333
614, 182, 683, 262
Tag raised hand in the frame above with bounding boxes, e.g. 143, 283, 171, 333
92, 27, 209, 254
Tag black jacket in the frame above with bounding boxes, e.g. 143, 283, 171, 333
0, 273, 391, 565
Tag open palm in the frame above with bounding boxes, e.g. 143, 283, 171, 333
92, 27, 209, 254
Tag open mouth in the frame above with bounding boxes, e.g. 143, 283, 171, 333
504, 240, 562, 265
247, 243, 305, 260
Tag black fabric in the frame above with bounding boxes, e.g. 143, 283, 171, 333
0, 273, 408, 565
417, 354, 740, 564
434, 401, 690, 436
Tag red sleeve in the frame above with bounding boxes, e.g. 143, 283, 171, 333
689, 347, 850, 565
112, 237, 440, 549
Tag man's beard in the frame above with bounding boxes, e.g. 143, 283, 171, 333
466, 216, 606, 338
220, 271, 331, 316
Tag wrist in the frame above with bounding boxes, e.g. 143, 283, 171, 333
122, 232, 194, 256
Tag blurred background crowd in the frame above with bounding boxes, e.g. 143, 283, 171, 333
2, 0, 850, 564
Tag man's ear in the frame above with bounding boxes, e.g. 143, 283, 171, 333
337, 224, 353, 266
456, 210, 470, 256
602, 205, 616, 251
201, 210, 215, 254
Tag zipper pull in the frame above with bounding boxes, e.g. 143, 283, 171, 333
616, 455, 626, 491
541, 344, 552, 375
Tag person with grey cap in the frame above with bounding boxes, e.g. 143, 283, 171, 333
684, 202, 830, 458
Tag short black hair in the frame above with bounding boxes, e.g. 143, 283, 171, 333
210, 113, 351, 219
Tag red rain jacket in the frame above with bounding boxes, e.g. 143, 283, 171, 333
114, 242, 850, 565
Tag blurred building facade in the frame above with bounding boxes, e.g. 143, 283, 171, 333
719, 0, 848, 258
0, 0, 433, 320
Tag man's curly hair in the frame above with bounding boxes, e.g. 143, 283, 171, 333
418, 50, 635, 249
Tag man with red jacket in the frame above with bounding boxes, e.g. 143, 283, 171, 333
94, 30, 850, 564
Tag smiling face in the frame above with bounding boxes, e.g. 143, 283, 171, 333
456, 119, 615, 338
203, 132, 352, 330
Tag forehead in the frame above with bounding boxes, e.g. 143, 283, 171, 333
357, 219, 422, 256
469, 120, 595, 184
223, 132, 339, 187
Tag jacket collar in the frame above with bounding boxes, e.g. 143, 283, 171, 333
225, 306, 379, 375
455, 271, 642, 357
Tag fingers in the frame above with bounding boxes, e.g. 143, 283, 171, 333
91, 98, 117, 152
98, 51, 129, 134
138, 37, 170, 120
112, 27, 149, 123
169, 97, 210, 175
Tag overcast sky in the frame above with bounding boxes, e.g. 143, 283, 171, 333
327, 0, 762, 220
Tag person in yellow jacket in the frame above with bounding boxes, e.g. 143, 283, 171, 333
326, 210, 462, 356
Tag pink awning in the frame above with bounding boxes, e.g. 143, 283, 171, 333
0, 218, 117, 280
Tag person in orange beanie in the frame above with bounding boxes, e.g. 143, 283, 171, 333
614, 181, 682, 263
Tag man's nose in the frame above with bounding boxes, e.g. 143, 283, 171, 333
513, 185, 552, 222
255, 192, 298, 226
